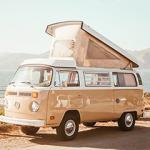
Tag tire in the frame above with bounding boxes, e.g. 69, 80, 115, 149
21, 126, 40, 135
83, 122, 96, 127
118, 112, 135, 131
56, 114, 79, 140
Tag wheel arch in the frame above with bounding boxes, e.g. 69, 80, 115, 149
120, 111, 137, 120
62, 110, 81, 123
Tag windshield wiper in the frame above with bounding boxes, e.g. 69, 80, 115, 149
19, 81, 35, 88
9, 81, 16, 86
9, 81, 15, 84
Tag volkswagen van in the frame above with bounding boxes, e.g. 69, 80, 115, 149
0, 57, 144, 140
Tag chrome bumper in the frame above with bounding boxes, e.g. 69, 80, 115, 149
0, 115, 45, 127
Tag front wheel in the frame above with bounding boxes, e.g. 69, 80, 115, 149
56, 114, 79, 140
118, 112, 135, 131
20, 126, 40, 135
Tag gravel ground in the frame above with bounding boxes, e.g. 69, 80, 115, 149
0, 121, 150, 150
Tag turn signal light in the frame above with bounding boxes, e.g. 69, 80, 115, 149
50, 116, 55, 120
32, 92, 38, 98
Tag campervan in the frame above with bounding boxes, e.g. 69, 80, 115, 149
0, 57, 144, 140
0, 21, 144, 140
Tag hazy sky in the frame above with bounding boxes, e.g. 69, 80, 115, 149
0, 0, 150, 54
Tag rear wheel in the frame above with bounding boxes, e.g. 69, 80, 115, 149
83, 122, 96, 127
56, 114, 79, 140
118, 112, 135, 131
21, 126, 39, 135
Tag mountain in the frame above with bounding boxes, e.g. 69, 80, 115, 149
129, 48, 150, 68
0, 52, 48, 70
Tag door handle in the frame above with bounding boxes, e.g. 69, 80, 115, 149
116, 98, 120, 103
116, 98, 127, 103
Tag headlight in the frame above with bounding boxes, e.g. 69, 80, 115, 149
31, 101, 40, 112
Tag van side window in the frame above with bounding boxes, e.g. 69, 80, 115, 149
55, 70, 80, 87
136, 73, 143, 85
84, 72, 111, 87
113, 73, 137, 87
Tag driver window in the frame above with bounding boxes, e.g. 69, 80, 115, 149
55, 70, 80, 87
32, 71, 41, 84
32, 68, 52, 86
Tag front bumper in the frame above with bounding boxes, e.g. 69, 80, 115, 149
0, 115, 45, 127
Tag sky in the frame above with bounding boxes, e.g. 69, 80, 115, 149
0, 0, 150, 54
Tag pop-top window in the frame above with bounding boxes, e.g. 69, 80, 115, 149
113, 73, 137, 87
55, 70, 80, 87
84, 72, 111, 87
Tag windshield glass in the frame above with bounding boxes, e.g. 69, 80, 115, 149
12, 66, 53, 87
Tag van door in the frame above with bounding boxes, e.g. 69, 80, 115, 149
112, 72, 142, 119
82, 72, 114, 121
46, 69, 84, 125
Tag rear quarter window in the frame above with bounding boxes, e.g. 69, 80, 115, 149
113, 73, 137, 87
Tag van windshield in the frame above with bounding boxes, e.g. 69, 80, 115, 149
11, 66, 53, 87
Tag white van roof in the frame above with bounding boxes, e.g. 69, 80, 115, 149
21, 57, 76, 68
21, 58, 137, 73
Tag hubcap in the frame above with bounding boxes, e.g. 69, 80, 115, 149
65, 120, 76, 137
125, 113, 133, 128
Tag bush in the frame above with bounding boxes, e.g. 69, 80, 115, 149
0, 106, 4, 115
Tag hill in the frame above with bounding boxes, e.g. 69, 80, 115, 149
0, 52, 47, 70
129, 48, 150, 68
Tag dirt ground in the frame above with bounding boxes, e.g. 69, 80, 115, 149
0, 120, 149, 150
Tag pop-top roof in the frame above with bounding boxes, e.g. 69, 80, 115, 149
21, 57, 76, 68
46, 21, 139, 68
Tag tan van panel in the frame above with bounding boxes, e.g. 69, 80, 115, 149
46, 88, 115, 126
113, 89, 143, 118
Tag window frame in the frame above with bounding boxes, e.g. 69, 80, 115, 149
112, 72, 138, 87
136, 73, 143, 85
84, 71, 112, 87
54, 69, 80, 87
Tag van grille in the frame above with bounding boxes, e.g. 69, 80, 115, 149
7, 91, 31, 97
19, 92, 31, 97
7, 92, 17, 96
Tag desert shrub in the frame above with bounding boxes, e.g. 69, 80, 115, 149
144, 92, 150, 109
0, 123, 18, 133
144, 92, 150, 98
0, 106, 4, 115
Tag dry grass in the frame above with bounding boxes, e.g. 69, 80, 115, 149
0, 123, 18, 133
0, 107, 17, 133
0, 106, 4, 115
144, 92, 150, 110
